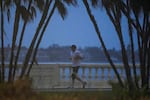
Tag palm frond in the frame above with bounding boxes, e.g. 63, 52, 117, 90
23, 0, 29, 3
30, 6, 36, 20
129, 0, 142, 15
56, 0, 67, 20
7, 8, 10, 22
34, 0, 45, 12
4, 0, 13, 8
101, 0, 113, 10
142, 0, 150, 14
63, 0, 77, 6
19, 5, 31, 21
90, 0, 99, 8
14, 0, 20, 5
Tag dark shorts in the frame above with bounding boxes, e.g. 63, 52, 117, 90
72, 66, 80, 73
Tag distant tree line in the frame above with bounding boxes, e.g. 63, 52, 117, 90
0, 44, 139, 63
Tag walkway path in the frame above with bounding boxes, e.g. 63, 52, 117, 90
34, 88, 112, 92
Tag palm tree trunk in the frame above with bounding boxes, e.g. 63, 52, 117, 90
136, 28, 143, 86
145, 15, 150, 89
27, 0, 56, 76
134, 12, 147, 88
104, 4, 133, 89
126, 1, 139, 88
83, 0, 124, 87
0, 0, 5, 82
0, 0, 2, 83
128, 21, 139, 88
0, 69, 1, 83
12, 0, 33, 80
116, 24, 133, 90
20, 0, 51, 78
147, 39, 150, 89
143, 14, 149, 89
121, 1, 144, 89
8, 1, 21, 82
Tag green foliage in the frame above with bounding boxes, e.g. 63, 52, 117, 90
41, 91, 113, 100
0, 78, 44, 100
39, 90, 150, 100
109, 81, 150, 100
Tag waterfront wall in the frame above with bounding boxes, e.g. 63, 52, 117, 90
29, 63, 136, 89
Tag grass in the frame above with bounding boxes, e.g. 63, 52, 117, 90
39, 90, 150, 100
0, 78, 150, 100
39, 91, 113, 100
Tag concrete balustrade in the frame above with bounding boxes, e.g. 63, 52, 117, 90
28, 63, 139, 89
3, 63, 140, 89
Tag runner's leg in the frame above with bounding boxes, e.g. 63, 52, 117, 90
71, 68, 76, 88
75, 66, 87, 88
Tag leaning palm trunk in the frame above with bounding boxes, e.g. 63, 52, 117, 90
115, 22, 133, 89
143, 15, 149, 89
27, 1, 56, 76
147, 39, 150, 88
0, 0, 5, 82
120, 0, 149, 89
12, 21, 28, 80
142, 15, 150, 89
12, 0, 33, 80
145, 16, 150, 89
128, 19, 139, 88
126, 1, 139, 88
132, 10, 149, 89
133, 12, 147, 88
121, 0, 150, 90
83, 0, 124, 87
8, 1, 21, 82
20, 0, 51, 78
27, 0, 77, 75
104, 4, 134, 90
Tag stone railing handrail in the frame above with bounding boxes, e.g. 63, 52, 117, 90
3, 63, 140, 89
28, 63, 140, 89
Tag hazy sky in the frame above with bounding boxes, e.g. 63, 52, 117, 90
4, 1, 132, 49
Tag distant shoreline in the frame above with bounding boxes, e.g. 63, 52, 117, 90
2, 61, 140, 65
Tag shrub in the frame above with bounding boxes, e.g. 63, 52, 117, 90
0, 78, 44, 100
108, 80, 150, 100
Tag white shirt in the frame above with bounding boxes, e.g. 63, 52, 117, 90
70, 50, 83, 67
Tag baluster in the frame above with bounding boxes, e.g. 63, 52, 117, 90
108, 67, 111, 80
95, 67, 98, 80
101, 67, 104, 80
82, 67, 85, 79
69, 67, 72, 80
62, 67, 66, 80
88, 67, 92, 80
